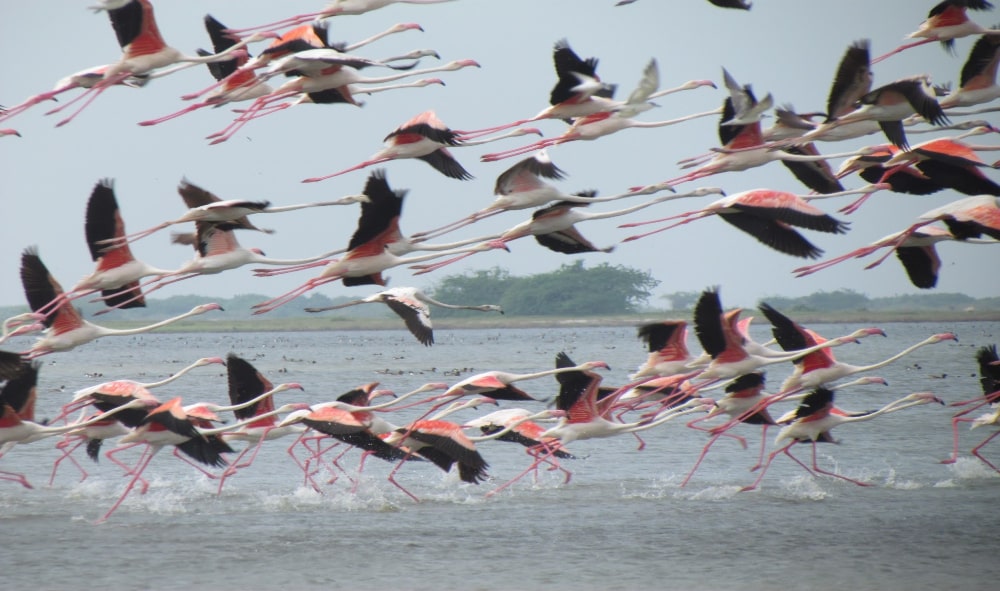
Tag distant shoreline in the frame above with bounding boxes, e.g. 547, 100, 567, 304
87, 309, 1000, 333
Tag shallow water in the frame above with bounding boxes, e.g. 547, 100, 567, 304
2, 322, 997, 590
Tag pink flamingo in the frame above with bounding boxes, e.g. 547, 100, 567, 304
872, 0, 1000, 65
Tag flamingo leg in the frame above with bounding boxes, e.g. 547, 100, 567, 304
301, 157, 394, 184
171, 447, 222, 480
0, 469, 34, 489
808, 442, 872, 486
940, 416, 977, 464
487, 442, 557, 497
252, 260, 333, 277
749, 425, 771, 472
49, 72, 132, 127
971, 431, 1000, 473
49, 437, 89, 485
480, 137, 568, 162
870, 38, 937, 65
251, 275, 343, 314
740, 441, 796, 492
97, 445, 163, 523
387, 450, 423, 503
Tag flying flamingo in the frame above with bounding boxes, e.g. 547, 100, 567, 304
382, 408, 564, 501
31, 179, 174, 320
49, 357, 227, 484
629, 320, 699, 380
48, 0, 266, 127
618, 186, 885, 258
873, 128, 1000, 197
249, 172, 510, 314
687, 288, 886, 386
101, 178, 369, 248
205, 55, 471, 145
302, 110, 541, 182
413, 151, 693, 241
17, 247, 223, 358
480, 59, 722, 162
759, 303, 956, 395
0, 314, 46, 346
798, 225, 997, 288
1, 396, 154, 489
226, 0, 459, 34
941, 344, 1000, 469
409, 186, 723, 275
462, 407, 577, 483
96, 396, 307, 522
871, 0, 1000, 65
739, 388, 945, 491
92, 217, 372, 313
180, 19, 423, 103
304, 286, 503, 346
661, 69, 875, 189
793, 195, 1000, 278
0, 64, 148, 125
802, 76, 950, 149
940, 28, 1000, 108
438, 357, 611, 402
135, 14, 277, 127
488, 352, 714, 496
457, 39, 715, 138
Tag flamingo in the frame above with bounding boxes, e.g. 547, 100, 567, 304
304, 286, 503, 346
409, 185, 723, 275
875, 129, 1000, 197
0, 64, 147, 125
479, 59, 722, 162
662, 69, 871, 189
49, 0, 266, 127
871, 0, 1000, 65
629, 320, 698, 380
302, 110, 541, 182
463, 407, 576, 485
205, 55, 470, 145
939, 27, 1000, 108
439, 357, 610, 402
458, 39, 714, 138
97, 397, 307, 522
382, 408, 564, 501
0, 314, 46, 346
30, 179, 174, 320
101, 178, 369, 247
226, 0, 459, 34
803, 76, 950, 149
1, 393, 154, 489
618, 187, 879, 258
180, 19, 422, 103
687, 288, 886, 386
488, 352, 714, 496
413, 151, 694, 241
940, 344, 1000, 467
17, 247, 223, 359
793, 195, 1000, 277
49, 357, 227, 484
740, 388, 945, 491
796, 225, 997, 288
135, 14, 277, 127
249, 172, 510, 314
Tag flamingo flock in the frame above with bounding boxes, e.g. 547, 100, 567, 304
0, 1, 998, 520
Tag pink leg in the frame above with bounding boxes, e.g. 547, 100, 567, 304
0, 469, 34, 489
301, 157, 394, 184
808, 442, 871, 486
740, 441, 796, 492
215, 446, 253, 495
251, 276, 341, 314
749, 424, 771, 472
171, 447, 222, 480
870, 38, 936, 65
252, 260, 333, 277
49, 73, 130, 127
941, 416, 977, 464
97, 446, 162, 523
387, 451, 423, 503
486, 443, 556, 497
49, 437, 89, 485
971, 431, 1000, 474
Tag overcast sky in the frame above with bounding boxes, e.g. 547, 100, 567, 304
1, 0, 997, 312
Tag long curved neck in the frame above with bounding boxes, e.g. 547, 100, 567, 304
252, 251, 345, 265
632, 107, 723, 128
139, 358, 219, 388
199, 405, 294, 435
839, 396, 932, 425
210, 385, 293, 414
97, 307, 208, 336
581, 191, 706, 221
851, 337, 939, 373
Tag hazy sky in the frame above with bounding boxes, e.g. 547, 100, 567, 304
1, 0, 997, 311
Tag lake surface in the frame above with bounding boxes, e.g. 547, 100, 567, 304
2, 321, 998, 591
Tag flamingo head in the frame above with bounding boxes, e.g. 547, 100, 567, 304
195, 356, 227, 367
274, 382, 305, 394
194, 303, 225, 314
684, 79, 717, 90
932, 332, 959, 344
906, 392, 945, 406
418, 382, 450, 393
581, 361, 611, 372
853, 327, 887, 340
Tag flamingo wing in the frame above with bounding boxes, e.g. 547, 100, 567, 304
226, 354, 276, 419
417, 149, 473, 180
976, 344, 1000, 397
693, 288, 729, 359
0, 360, 39, 421
826, 39, 873, 121
780, 144, 845, 194
382, 294, 434, 346
895, 243, 942, 288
